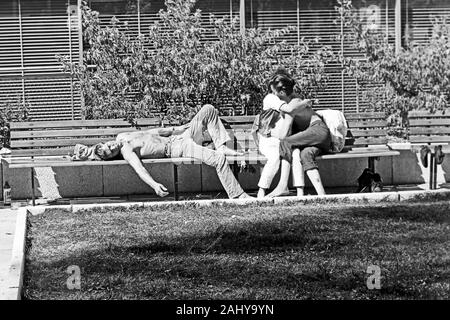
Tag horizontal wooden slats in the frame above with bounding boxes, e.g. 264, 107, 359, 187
8, 113, 391, 158
408, 119, 450, 126
232, 131, 253, 139
349, 129, 387, 137
318, 150, 399, 160
409, 136, 450, 144
408, 110, 450, 144
344, 112, 385, 120
235, 142, 257, 151
10, 118, 161, 130
409, 127, 450, 135
346, 120, 387, 128
222, 116, 256, 123
8, 117, 163, 157
13, 137, 113, 148
5, 111, 396, 165
226, 124, 253, 130
408, 110, 450, 118
11, 127, 141, 139
2, 156, 198, 168
351, 137, 388, 146
8, 147, 73, 157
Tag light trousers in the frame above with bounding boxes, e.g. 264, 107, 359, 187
170, 104, 245, 199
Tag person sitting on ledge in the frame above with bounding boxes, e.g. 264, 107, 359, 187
72, 104, 252, 199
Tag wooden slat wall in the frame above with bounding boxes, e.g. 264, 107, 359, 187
0, 0, 81, 121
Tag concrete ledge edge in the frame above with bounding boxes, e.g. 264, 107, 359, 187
24, 189, 450, 215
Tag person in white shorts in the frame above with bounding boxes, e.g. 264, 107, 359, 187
252, 71, 314, 198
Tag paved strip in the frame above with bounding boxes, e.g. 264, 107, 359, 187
5, 208, 27, 300
0, 208, 20, 300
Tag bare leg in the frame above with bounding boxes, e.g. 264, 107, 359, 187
257, 188, 266, 198
181, 138, 250, 199
266, 159, 291, 197
262, 113, 294, 197
296, 187, 305, 197
216, 144, 243, 156
306, 169, 326, 195
289, 148, 305, 197
258, 154, 280, 197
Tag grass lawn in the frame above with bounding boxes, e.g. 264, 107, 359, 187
22, 200, 450, 300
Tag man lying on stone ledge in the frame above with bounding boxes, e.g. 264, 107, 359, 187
72, 104, 252, 199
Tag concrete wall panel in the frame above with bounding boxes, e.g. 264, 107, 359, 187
3, 146, 450, 200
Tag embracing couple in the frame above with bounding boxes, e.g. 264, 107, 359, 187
252, 69, 332, 198
72, 69, 331, 200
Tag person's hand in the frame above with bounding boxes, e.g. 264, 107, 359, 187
279, 139, 292, 162
173, 123, 190, 135
153, 183, 169, 197
181, 123, 191, 133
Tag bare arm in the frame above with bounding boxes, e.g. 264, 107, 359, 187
120, 143, 169, 197
157, 124, 190, 137
279, 98, 313, 115
252, 128, 260, 150
263, 93, 313, 116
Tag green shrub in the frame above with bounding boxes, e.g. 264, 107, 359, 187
0, 100, 29, 148
336, 0, 450, 129
62, 0, 336, 124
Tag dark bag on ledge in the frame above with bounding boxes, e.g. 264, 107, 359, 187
357, 168, 383, 193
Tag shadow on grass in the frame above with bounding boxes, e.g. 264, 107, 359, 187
339, 201, 450, 224
23, 202, 450, 300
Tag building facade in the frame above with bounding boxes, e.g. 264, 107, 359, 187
0, 0, 449, 120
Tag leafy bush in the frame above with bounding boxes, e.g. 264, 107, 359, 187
336, 0, 450, 128
63, 0, 336, 124
0, 100, 29, 148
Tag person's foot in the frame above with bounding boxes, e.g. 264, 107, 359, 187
257, 188, 266, 199
217, 145, 243, 156
238, 192, 253, 199
266, 187, 290, 198
296, 188, 305, 197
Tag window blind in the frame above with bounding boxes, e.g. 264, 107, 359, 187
0, 0, 82, 121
